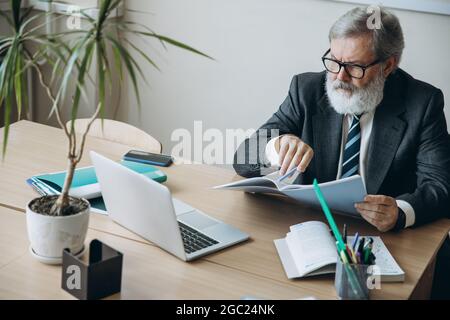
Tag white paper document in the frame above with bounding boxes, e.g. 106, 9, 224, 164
214, 173, 367, 216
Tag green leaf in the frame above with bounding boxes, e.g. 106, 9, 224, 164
2, 95, 12, 159
14, 52, 23, 119
96, 41, 106, 120
69, 40, 95, 132
11, 0, 22, 32
0, 9, 14, 28
144, 33, 213, 60
105, 35, 141, 106
123, 37, 160, 72
106, 34, 147, 82
111, 41, 123, 81
116, 21, 167, 50
19, 5, 34, 25
79, 10, 96, 25
98, 39, 113, 94
97, 0, 113, 30
0, 40, 12, 56
22, 12, 66, 39
52, 34, 93, 119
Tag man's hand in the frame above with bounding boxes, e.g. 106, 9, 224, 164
276, 134, 314, 175
355, 195, 399, 232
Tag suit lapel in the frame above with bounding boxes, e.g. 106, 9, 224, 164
366, 78, 407, 194
312, 94, 343, 182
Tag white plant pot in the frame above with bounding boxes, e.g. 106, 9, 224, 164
26, 197, 90, 262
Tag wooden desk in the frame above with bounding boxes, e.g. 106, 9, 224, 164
0, 206, 323, 299
1, 120, 450, 299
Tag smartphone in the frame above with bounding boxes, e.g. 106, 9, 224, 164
123, 150, 173, 167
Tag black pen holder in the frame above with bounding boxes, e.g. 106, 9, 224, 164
61, 239, 123, 300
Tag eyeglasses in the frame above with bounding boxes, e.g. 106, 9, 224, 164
321, 49, 382, 79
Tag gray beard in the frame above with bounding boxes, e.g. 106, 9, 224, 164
325, 70, 386, 115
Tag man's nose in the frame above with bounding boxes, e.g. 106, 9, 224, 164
337, 67, 351, 82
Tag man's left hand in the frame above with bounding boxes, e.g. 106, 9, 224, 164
355, 195, 399, 232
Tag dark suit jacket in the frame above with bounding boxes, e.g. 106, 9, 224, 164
233, 69, 450, 227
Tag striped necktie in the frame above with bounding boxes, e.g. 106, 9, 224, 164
341, 114, 361, 178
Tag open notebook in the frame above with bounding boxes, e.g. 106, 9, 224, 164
274, 221, 405, 282
214, 172, 366, 216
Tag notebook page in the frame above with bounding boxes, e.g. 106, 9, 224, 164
286, 221, 338, 276
347, 236, 404, 280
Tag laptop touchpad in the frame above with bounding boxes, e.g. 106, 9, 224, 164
178, 211, 218, 230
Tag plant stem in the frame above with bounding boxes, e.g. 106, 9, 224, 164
76, 102, 102, 163
28, 55, 70, 140
51, 156, 76, 216
28, 54, 76, 216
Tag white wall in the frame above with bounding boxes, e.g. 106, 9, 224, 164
117, 0, 450, 157
1, 0, 449, 159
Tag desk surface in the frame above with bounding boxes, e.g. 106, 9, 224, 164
1, 120, 450, 300
0, 206, 321, 299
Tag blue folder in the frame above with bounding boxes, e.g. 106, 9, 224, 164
26, 160, 167, 214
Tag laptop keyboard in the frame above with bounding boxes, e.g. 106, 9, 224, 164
178, 221, 219, 254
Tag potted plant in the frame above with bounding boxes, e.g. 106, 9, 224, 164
0, 0, 210, 263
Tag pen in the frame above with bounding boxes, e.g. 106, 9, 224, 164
340, 249, 349, 264
312, 179, 347, 254
358, 237, 365, 253
364, 248, 371, 264
363, 240, 373, 264
352, 232, 359, 251
345, 245, 354, 264
343, 224, 347, 244
350, 246, 358, 264
277, 167, 299, 182
356, 251, 361, 264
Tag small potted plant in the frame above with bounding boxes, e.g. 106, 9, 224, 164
0, 0, 210, 263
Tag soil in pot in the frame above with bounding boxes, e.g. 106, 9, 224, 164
29, 195, 89, 216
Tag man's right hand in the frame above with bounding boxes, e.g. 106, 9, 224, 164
276, 134, 314, 175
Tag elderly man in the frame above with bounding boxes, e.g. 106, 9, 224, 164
233, 7, 450, 233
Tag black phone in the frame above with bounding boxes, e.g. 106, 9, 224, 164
123, 150, 173, 167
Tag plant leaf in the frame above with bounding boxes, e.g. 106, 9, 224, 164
96, 41, 106, 120
14, 50, 23, 119
105, 34, 141, 106
123, 37, 160, 72
11, 0, 22, 32
0, 9, 14, 28
69, 39, 95, 132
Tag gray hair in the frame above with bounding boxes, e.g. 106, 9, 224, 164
329, 6, 405, 65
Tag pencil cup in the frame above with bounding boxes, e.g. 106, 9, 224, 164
334, 260, 372, 300
61, 239, 123, 300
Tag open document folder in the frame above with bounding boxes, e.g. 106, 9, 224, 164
214, 172, 367, 216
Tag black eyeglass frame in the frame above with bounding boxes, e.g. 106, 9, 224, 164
321, 48, 383, 79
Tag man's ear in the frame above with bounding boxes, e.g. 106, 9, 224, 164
383, 56, 397, 77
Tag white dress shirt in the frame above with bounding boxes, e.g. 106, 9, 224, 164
265, 112, 415, 228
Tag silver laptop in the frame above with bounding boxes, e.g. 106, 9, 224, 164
90, 151, 249, 261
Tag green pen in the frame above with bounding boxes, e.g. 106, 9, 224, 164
313, 179, 347, 255
364, 247, 372, 264
314, 180, 364, 296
